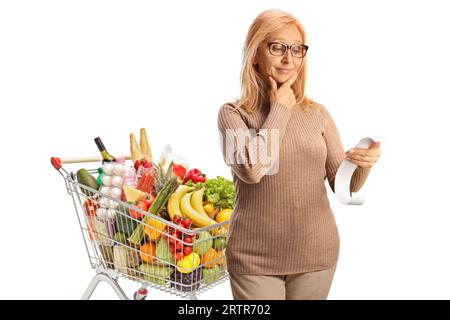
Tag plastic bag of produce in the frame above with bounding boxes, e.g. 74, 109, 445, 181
87, 216, 113, 246
158, 144, 189, 176
97, 218, 116, 243
98, 244, 114, 269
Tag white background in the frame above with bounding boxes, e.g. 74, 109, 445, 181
1, 0, 449, 299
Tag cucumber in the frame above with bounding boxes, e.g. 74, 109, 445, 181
76, 168, 99, 196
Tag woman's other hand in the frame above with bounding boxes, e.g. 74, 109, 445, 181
345, 141, 381, 168
268, 71, 298, 109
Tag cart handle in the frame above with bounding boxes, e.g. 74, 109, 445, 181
51, 156, 131, 170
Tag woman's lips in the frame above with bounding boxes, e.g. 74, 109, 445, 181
276, 68, 293, 74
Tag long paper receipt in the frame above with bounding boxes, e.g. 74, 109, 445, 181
335, 136, 383, 205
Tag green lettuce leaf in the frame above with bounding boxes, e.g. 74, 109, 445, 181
204, 176, 236, 209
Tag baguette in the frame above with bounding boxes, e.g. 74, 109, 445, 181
139, 128, 153, 163
130, 133, 141, 162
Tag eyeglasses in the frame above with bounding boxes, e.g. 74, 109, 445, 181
268, 41, 309, 58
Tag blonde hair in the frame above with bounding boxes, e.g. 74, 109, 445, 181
234, 9, 315, 113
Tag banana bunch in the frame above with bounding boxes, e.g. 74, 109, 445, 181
168, 185, 218, 228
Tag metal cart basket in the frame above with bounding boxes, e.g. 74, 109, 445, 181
51, 156, 229, 300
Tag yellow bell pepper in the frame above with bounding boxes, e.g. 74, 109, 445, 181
176, 252, 200, 274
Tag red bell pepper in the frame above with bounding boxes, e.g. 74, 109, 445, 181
191, 174, 205, 183
182, 168, 205, 184
172, 162, 187, 179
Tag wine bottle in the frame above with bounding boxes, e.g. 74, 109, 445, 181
94, 137, 116, 163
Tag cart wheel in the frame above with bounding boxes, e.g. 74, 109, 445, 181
134, 288, 148, 300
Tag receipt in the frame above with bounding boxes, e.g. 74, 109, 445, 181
335, 136, 383, 205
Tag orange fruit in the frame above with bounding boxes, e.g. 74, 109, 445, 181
139, 242, 156, 263
201, 248, 220, 268
215, 208, 233, 223
203, 202, 215, 214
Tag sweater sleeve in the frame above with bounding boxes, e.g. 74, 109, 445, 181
217, 102, 293, 184
320, 104, 371, 193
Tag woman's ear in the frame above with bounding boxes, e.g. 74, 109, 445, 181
252, 55, 258, 65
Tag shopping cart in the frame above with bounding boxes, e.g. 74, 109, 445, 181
51, 156, 229, 300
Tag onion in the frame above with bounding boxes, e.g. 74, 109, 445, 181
113, 164, 124, 176
110, 187, 122, 199
99, 186, 110, 196
109, 199, 119, 209
98, 197, 110, 208
106, 209, 116, 219
96, 208, 107, 219
101, 175, 112, 187
112, 176, 123, 187
103, 163, 114, 175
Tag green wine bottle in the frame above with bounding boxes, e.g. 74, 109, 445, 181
94, 137, 116, 163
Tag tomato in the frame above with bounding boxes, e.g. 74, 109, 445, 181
142, 194, 155, 207
183, 246, 192, 255
129, 200, 148, 220
175, 252, 185, 261
181, 218, 192, 229
83, 199, 98, 216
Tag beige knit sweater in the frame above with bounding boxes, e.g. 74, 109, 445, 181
217, 101, 371, 275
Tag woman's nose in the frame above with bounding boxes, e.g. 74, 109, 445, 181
281, 50, 293, 64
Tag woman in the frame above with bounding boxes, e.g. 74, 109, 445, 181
217, 9, 381, 300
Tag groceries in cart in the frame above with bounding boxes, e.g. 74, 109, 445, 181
73, 129, 235, 294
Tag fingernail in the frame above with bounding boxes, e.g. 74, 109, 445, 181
349, 149, 354, 153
